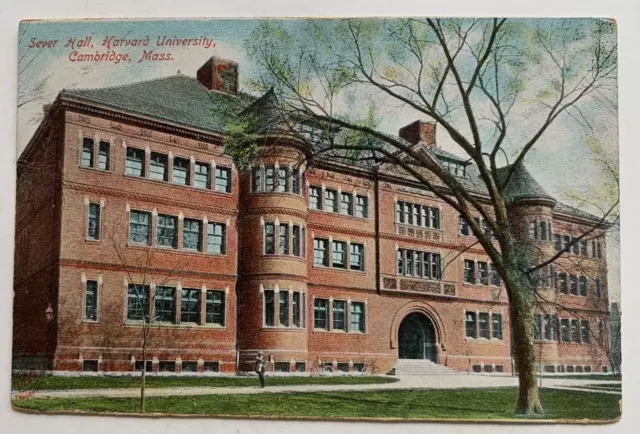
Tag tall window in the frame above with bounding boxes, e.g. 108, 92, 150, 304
215, 167, 231, 192
277, 167, 289, 192
252, 166, 262, 192
332, 241, 346, 268
595, 278, 601, 298
355, 195, 368, 218
125, 147, 145, 177
340, 193, 352, 215
571, 319, 580, 343
206, 290, 225, 326
309, 186, 321, 210
84, 280, 98, 321
279, 224, 289, 255
544, 315, 558, 341
464, 260, 476, 284
127, 284, 149, 321
492, 313, 503, 339
333, 300, 346, 331
313, 238, 329, 266
350, 243, 364, 271
558, 272, 568, 294
459, 216, 470, 236
194, 162, 211, 189
181, 288, 200, 323
569, 274, 578, 296
98, 141, 110, 170
397, 249, 441, 279
581, 320, 590, 344
264, 223, 275, 254
479, 313, 490, 339
490, 264, 501, 286
279, 291, 289, 327
465, 312, 477, 338
313, 298, 329, 330
155, 286, 176, 323
534, 314, 542, 340
183, 219, 202, 252
560, 318, 570, 342
87, 203, 101, 240
350, 302, 365, 332
292, 225, 301, 257
264, 290, 275, 326
292, 292, 300, 327
325, 189, 337, 212
292, 169, 301, 194
478, 262, 489, 285
265, 167, 275, 191
156, 215, 177, 248
579, 276, 588, 296
129, 211, 151, 245
81, 137, 94, 168
207, 223, 226, 255
149, 152, 168, 181
554, 234, 563, 251
173, 157, 190, 185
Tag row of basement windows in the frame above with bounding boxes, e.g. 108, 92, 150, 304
313, 298, 366, 333
128, 209, 226, 254
465, 312, 503, 340
81, 138, 231, 192
532, 314, 601, 344
83, 280, 225, 326
308, 186, 369, 218
463, 260, 502, 286
312, 238, 365, 271
252, 165, 302, 195
83, 360, 221, 373
395, 201, 441, 229
263, 222, 305, 257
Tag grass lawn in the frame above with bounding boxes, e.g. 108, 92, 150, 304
12, 387, 621, 421
11, 375, 398, 391
578, 383, 622, 391
542, 374, 621, 381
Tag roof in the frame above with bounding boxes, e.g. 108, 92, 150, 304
554, 202, 603, 222
60, 74, 255, 134
496, 164, 556, 205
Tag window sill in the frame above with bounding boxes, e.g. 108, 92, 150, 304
262, 254, 307, 262
465, 337, 504, 343
312, 265, 366, 274
261, 326, 306, 332
126, 243, 228, 258
252, 191, 304, 199
82, 319, 100, 324
123, 174, 233, 196
84, 238, 102, 244
79, 166, 112, 175
124, 321, 227, 330
312, 329, 367, 335
308, 208, 369, 221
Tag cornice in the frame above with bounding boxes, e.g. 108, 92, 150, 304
307, 223, 375, 239
243, 207, 308, 219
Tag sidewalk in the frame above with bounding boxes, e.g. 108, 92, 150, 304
12, 374, 621, 399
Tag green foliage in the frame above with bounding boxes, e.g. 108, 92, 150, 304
223, 114, 265, 170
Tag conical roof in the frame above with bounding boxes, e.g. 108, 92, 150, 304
497, 163, 556, 205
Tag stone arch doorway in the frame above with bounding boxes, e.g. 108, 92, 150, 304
398, 312, 437, 361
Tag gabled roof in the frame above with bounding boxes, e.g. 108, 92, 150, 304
60, 74, 255, 134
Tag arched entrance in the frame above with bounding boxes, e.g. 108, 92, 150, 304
398, 312, 437, 361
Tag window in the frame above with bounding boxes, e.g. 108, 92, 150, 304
332, 241, 347, 268
279, 291, 289, 327
581, 320, 590, 344
595, 278, 601, 298
569, 275, 578, 296
325, 189, 337, 212
135, 361, 154, 372
313, 238, 329, 266
129, 210, 151, 245
465, 312, 477, 338
204, 361, 220, 372
478, 262, 489, 285
558, 272, 568, 294
173, 157, 190, 185
459, 216, 470, 236
355, 195, 368, 218
82, 360, 99, 372
490, 264, 501, 286
314, 298, 329, 330
265, 167, 275, 192
350, 243, 364, 271
159, 361, 176, 373
264, 290, 275, 326
539, 221, 547, 241
181, 288, 200, 323
155, 286, 176, 323
351, 302, 365, 332
592, 240, 602, 259
302, 293, 306, 328
544, 315, 558, 341
396, 201, 440, 228
292, 225, 301, 257
87, 203, 101, 240
534, 314, 542, 340
430, 208, 441, 229
442, 159, 466, 176
194, 162, 210, 189
125, 147, 145, 177
571, 237, 580, 254
579, 276, 588, 296
340, 193, 352, 215
333, 300, 346, 331
84, 280, 98, 321
252, 166, 262, 192
149, 152, 168, 181
292, 169, 301, 194
277, 167, 288, 192
570, 319, 580, 343
309, 186, 321, 210
215, 167, 231, 193
206, 290, 225, 326
127, 284, 149, 321
554, 234, 562, 251
292, 292, 300, 327
492, 313, 503, 339
98, 141, 110, 170
580, 240, 588, 256
464, 260, 476, 284
279, 224, 289, 255
183, 219, 203, 252
479, 312, 490, 339
397, 249, 441, 279
207, 223, 226, 255
560, 318, 570, 342
264, 223, 275, 254
81, 137, 94, 168
157, 214, 177, 249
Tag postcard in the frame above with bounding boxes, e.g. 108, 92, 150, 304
11, 17, 620, 423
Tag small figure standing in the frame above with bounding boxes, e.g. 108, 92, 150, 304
255, 351, 266, 388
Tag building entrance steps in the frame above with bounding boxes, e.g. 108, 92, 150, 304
393, 359, 459, 376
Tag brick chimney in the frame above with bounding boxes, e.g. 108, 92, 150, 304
398, 120, 436, 147
197, 56, 239, 95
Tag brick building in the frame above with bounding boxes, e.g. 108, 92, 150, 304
13, 56, 611, 375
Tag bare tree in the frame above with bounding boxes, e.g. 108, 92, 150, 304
225, 18, 618, 415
